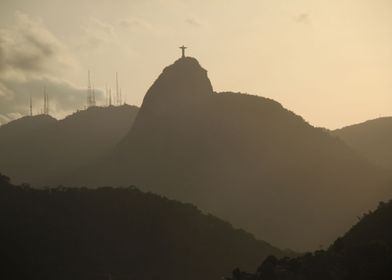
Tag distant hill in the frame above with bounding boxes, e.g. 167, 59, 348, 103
227, 197, 392, 280
0, 105, 139, 185
333, 117, 392, 170
0, 114, 56, 142
72, 57, 391, 251
0, 173, 286, 280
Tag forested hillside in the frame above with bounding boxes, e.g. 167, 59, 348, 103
227, 197, 392, 280
0, 173, 285, 280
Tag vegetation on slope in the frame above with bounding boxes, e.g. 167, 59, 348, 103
0, 173, 284, 280
227, 198, 392, 280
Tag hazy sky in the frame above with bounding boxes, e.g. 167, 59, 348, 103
0, 0, 391, 128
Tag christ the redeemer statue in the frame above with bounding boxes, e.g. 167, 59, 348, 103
180, 45, 187, 58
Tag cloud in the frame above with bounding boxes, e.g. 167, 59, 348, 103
185, 17, 202, 27
0, 112, 23, 125
75, 17, 115, 51
117, 18, 155, 38
0, 11, 76, 79
89, 17, 114, 36
77, 17, 133, 52
0, 12, 102, 125
294, 13, 311, 24
0, 77, 104, 125
119, 18, 147, 30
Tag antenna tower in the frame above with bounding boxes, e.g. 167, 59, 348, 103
109, 88, 112, 106
43, 87, 49, 115
116, 72, 122, 105
87, 70, 96, 108
92, 84, 96, 107
105, 85, 109, 106
30, 93, 33, 116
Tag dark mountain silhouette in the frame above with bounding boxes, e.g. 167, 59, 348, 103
72, 57, 391, 251
0, 173, 287, 280
333, 117, 392, 170
227, 196, 392, 280
0, 114, 56, 142
0, 105, 139, 185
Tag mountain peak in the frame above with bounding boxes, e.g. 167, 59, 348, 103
141, 57, 213, 111
171, 56, 204, 68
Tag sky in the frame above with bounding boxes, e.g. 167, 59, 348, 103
0, 0, 391, 129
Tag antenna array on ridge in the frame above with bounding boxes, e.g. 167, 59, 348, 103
85, 69, 127, 109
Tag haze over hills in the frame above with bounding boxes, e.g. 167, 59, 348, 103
69, 57, 391, 251
2, 1, 391, 278
228, 197, 392, 280
333, 117, 392, 170
0, 173, 287, 280
0, 105, 139, 185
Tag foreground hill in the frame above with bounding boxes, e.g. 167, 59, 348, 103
0, 105, 139, 185
228, 197, 392, 280
0, 173, 285, 280
74, 57, 391, 251
333, 117, 392, 170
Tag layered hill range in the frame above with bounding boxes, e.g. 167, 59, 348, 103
0, 105, 138, 185
333, 117, 392, 171
227, 198, 392, 280
0, 174, 286, 280
68, 57, 391, 251
1, 57, 391, 251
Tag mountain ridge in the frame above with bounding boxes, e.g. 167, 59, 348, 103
70, 57, 391, 251
333, 117, 392, 170
227, 196, 392, 280
0, 105, 139, 185
0, 172, 289, 280
0, 114, 57, 143
2, 57, 391, 250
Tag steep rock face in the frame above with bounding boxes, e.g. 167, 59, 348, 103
118, 57, 212, 155
333, 117, 392, 170
139, 57, 213, 111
